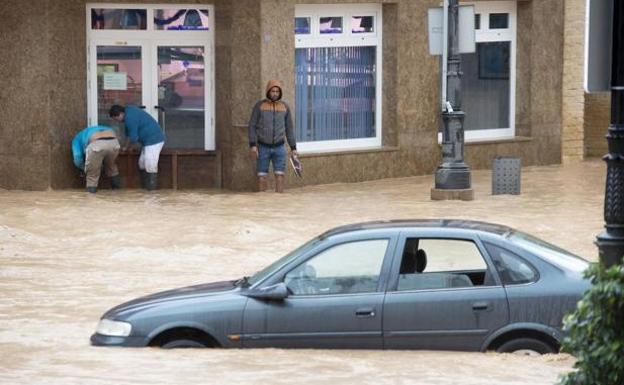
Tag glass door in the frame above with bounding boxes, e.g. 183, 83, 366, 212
88, 41, 150, 133
154, 44, 209, 149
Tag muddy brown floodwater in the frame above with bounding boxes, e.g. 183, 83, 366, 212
0, 160, 605, 385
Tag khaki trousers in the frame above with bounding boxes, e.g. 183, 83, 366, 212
85, 139, 120, 188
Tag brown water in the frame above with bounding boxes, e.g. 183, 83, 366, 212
0, 160, 605, 384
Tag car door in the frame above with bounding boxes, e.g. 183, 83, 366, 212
242, 232, 397, 349
382, 231, 509, 351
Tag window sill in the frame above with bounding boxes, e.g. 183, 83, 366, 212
464, 136, 532, 146
298, 145, 400, 158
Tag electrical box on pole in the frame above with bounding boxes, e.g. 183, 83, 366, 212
427, 5, 476, 56
585, 0, 613, 93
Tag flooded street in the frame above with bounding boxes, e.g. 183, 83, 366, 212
0, 160, 605, 385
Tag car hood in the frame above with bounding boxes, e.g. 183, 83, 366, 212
103, 280, 239, 319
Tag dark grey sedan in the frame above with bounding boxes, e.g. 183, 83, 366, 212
91, 220, 590, 354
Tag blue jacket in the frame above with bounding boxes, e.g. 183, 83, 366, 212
71, 125, 116, 170
124, 106, 166, 146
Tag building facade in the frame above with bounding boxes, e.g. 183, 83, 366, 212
0, 0, 610, 191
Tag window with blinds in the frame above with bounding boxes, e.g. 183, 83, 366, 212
294, 4, 381, 152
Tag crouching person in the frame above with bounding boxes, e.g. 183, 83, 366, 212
71, 125, 121, 193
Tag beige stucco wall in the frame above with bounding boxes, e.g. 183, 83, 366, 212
0, 1, 53, 190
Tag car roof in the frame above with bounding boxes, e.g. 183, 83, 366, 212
319, 219, 514, 239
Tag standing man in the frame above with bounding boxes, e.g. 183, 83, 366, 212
71, 125, 121, 193
109, 105, 165, 191
248, 80, 297, 193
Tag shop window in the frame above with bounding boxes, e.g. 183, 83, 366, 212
442, 1, 516, 142
294, 4, 382, 152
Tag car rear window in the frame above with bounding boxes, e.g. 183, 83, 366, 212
508, 232, 589, 273
484, 242, 538, 285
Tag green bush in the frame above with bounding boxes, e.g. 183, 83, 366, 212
559, 261, 624, 385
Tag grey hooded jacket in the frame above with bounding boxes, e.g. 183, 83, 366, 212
248, 80, 296, 150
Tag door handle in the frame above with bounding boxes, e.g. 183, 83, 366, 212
472, 301, 490, 311
155, 105, 166, 112
139, 105, 146, 109
355, 307, 376, 318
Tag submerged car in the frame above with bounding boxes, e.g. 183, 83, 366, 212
91, 220, 590, 354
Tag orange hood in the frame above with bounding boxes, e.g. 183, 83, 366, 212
265, 80, 283, 101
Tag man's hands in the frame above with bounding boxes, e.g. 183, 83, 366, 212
250, 146, 258, 158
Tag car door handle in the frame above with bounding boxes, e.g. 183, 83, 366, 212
355, 308, 376, 318
472, 301, 490, 311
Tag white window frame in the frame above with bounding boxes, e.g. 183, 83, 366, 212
439, 1, 516, 143
295, 4, 383, 153
86, 3, 215, 150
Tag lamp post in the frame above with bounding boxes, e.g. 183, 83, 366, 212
596, 0, 624, 268
431, 0, 474, 201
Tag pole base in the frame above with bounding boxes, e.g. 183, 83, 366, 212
431, 188, 474, 201
596, 231, 624, 267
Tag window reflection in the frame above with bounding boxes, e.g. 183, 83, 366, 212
352, 16, 374, 33
91, 9, 147, 30
320, 17, 343, 34
157, 46, 206, 148
461, 42, 511, 131
154, 9, 210, 30
295, 17, 311, 34
489, 13, 509, 29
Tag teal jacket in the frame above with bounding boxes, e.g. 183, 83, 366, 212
71, 125, 116, 170
124, 106, 165, 146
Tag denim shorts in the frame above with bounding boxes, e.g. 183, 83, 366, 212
256, 143, 286, 176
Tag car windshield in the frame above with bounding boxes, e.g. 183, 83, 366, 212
246, 237, 322, 286
509, 232, 589, 273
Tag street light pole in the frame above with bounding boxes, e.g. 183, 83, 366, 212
596, 0, 624, 268
431, 0, 474, 201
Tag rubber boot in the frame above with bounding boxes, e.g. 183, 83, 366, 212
86, 186, 97, 194
275, 175, 285, 193
257, 176, 268, 192
139, 170, 148, 189
110, 175, 122, 189
146, 172, 158, 191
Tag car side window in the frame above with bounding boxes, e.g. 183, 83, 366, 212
484, 242, 538, 285
284, 239, 388, 296
397, 238, 493, 291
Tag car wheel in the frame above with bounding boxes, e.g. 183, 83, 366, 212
496, 338, 556, 356
161, 339, 207, 349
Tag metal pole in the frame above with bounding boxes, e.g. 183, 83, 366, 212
432, 0, 473, 198
596, 0, 624, 268
441, 0, 449, 110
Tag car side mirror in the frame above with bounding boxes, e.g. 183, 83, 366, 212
245, 282, 289, 301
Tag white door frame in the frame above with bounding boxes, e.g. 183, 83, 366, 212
86, 3, 215, 150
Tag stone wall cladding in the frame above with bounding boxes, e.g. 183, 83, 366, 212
561, 0, 586, 162
585, 93, 610, 157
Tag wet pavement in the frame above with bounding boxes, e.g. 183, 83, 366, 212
0, 160, 605, 384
